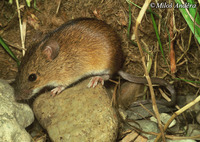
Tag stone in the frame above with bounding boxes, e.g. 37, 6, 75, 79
33, 78, 118, 142
150, 113, 176, 128
0, 79, 34, 142
129, 120, 159, 140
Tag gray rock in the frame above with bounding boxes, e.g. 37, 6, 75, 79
0, 79, 34, 142
196, 111, 200, 124
126, 104, 173, 120
186, 124, 200, 140
186, 96, 200, 112
129, 120, 159, 139
33, 78, 118, 142
150, 113, 176, 128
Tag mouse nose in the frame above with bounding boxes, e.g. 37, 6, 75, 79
14, 87, 32, 101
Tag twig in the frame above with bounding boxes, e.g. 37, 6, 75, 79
134, 0, 165, 141
56, 0, 62, 14
169, 9, 176, 74
140, 103, 155, 117
15, 0, 26, 55
156, 95, 200, 140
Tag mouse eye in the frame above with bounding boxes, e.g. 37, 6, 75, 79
28, 74, 37, 82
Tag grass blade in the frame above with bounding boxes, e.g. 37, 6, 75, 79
0, 37, 20, 66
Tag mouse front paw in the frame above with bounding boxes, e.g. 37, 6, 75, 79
51, 86, 65, 97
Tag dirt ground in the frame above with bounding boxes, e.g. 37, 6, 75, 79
0, 0, 200, 140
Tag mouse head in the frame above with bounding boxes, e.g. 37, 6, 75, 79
14, 39, 61, 100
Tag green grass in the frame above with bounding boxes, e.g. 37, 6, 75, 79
175, 0, 200, 44
0, 37, 20, 66
149, 6, 168, 66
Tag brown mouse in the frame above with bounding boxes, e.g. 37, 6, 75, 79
14, 18, 176, 106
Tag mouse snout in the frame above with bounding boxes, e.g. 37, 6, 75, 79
14, 86, 32, 101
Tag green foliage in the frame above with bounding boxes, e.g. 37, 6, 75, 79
175, 0, 200, 44
0, 37, 20, 66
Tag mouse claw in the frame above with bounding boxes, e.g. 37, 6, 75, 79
87, 76, 107, 88
51, 86, 65, 97
87, 76, 104, 88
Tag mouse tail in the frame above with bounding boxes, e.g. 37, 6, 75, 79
118, 70, 176, 106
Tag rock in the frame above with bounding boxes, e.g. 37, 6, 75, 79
186, 96, 200, 111
126, 104, 173, 120
118, 82, 145, 108
150, 113, 176, 128
196, 111, 200, 124
129, 120, 159, 140
29, 120, 47, 142
0, 79, 34, 142
33, 78, 118, 142
186, 124, 200, 140
120, 130, 147, 142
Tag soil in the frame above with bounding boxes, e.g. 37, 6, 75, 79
0, 0, 200, 141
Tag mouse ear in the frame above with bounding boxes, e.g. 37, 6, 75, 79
41, 40, 60, 61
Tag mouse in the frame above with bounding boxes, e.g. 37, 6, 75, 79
14, 18, 176, 106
